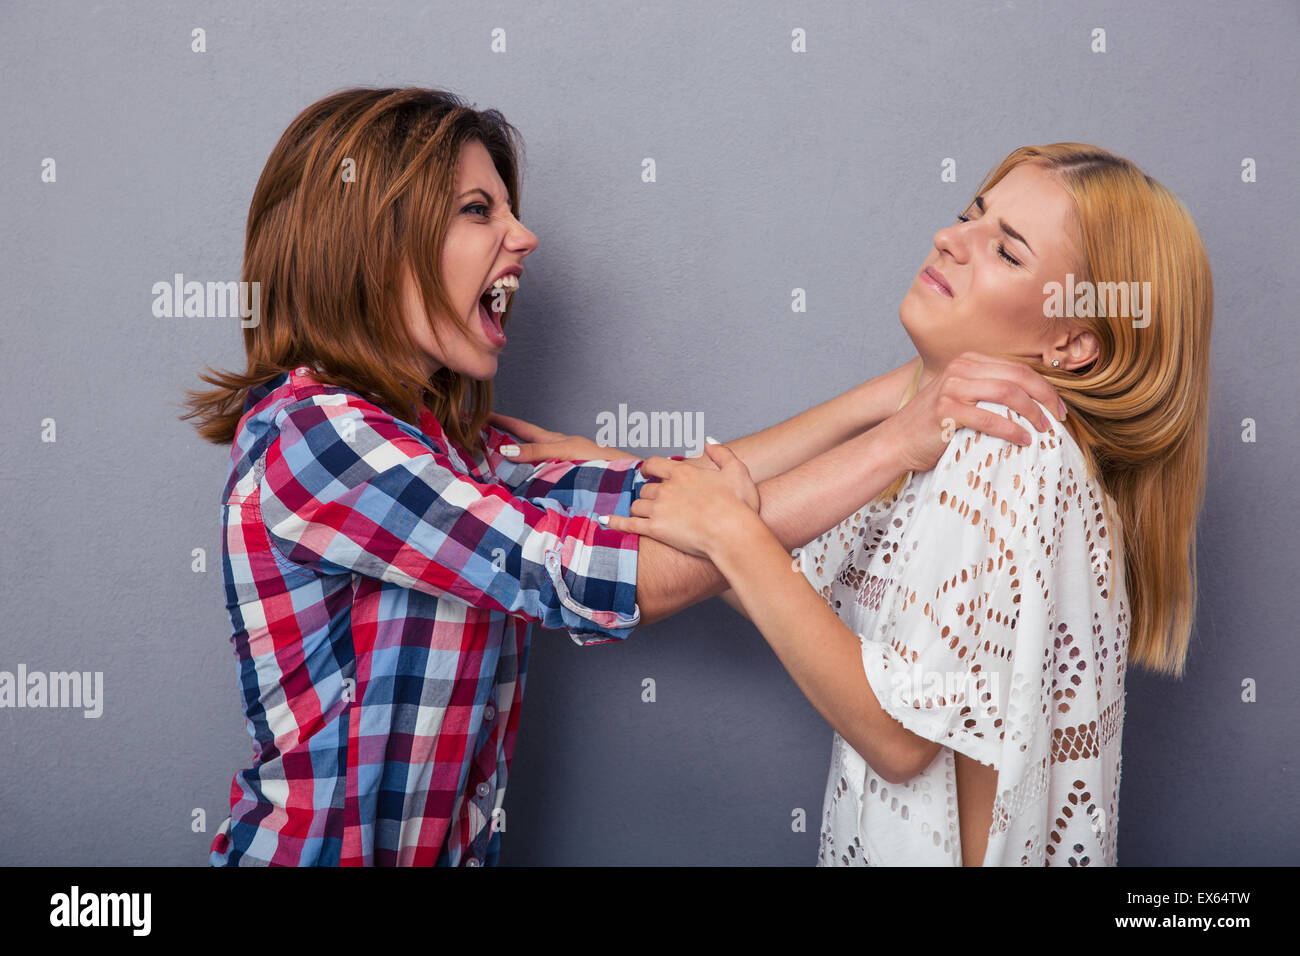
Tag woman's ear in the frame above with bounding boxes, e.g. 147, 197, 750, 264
1048, 328, 1100, 370
1066, 329, 1100, 369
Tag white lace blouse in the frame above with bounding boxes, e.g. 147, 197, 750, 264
798, 400, 1129, 866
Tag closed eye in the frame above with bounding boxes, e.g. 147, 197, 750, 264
957, 213, 1022, 267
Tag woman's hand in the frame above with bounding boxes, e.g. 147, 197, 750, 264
599, 442, 761, 559
487, 411, 638, 462
883, 352, 1067, 475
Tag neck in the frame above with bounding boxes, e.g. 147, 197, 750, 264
916, 361, 938, 392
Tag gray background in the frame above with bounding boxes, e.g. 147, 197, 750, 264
2, 0, 1296, 865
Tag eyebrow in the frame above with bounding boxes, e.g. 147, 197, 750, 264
974, 195, 1034, 256
457, 188, 508, 206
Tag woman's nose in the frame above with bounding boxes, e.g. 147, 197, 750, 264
933, 222, 965, 262
508, 219, 539, 255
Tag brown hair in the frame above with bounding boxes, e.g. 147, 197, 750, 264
180, 86, 525, 455
885, 143, 1213, 678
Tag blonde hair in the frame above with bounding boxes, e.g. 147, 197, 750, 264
886, 143, 1212, 679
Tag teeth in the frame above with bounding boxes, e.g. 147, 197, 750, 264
489, 275, 519, 292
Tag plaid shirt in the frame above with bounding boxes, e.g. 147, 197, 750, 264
210, 366, 652, 866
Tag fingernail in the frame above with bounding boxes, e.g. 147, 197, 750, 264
705, 436, 719, 445
500, 444, 519, 457
596, 515, 609, 526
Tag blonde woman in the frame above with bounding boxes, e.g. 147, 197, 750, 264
592, 144, 1213, 865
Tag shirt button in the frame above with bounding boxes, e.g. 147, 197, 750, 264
483, 704, 496, 722
465, 857, 480, 867
476, 782, 490, 799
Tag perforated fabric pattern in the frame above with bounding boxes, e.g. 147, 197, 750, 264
797, 401, 1127, 866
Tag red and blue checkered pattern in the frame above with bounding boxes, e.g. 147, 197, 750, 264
210, 367, 648, 865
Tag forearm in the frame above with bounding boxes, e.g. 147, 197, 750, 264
718, 359, 916, 483
709, 514, 924, 782
718, 587, 745, 619
636, 416, 909, 626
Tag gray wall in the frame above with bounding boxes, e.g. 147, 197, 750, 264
2, 0, 1296, 865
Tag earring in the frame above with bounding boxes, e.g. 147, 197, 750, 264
1051, 359, 1061, 367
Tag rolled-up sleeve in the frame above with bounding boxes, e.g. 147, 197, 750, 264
258, 393, 642, 645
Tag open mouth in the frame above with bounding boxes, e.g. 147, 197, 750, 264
477, 276, 518, 347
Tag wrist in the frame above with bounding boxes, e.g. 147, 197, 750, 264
709, 504, 773, 569
854, 413, 912, 482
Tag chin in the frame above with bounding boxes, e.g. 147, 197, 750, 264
897, 295, 930, 350
466, 356, 500, 382
898, 302, 952, 371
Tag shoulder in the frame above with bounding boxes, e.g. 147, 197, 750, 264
265, 371, 429, 448
919, 399, 1114, 571
930, 399, 1076, 490
906, 399, 1079, 556
250, 373, 454, 488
